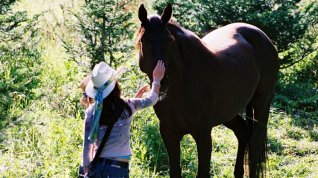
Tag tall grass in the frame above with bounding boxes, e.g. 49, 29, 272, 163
0, 0, 317, 177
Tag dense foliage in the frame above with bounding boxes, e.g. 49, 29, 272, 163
62, 0, 135, 68
0, 0, 317, 177
0, 0, 41, 127
153, 0, 318, 68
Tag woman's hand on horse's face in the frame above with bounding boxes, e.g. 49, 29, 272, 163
153, 60, 165, 81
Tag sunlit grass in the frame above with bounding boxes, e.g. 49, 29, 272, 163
1, 0, 317, 177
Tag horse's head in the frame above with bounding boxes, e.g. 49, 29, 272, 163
137, 4, 175, 82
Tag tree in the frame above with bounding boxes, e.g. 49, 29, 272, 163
0, 0, 41, 125
153, 0, 318, 68
63, 0, 135, 69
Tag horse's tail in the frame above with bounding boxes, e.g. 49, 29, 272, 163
243, 102, 253, 177
244, 102, 269, 178
239, 24, 275, 178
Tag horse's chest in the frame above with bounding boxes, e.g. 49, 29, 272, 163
155, 91, 215, 130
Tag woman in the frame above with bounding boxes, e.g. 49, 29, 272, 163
82, 60, 165, 177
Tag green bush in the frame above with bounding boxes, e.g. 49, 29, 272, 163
274, 54, 318, 114
153, 0, 318, 67
1, 0, 317, 177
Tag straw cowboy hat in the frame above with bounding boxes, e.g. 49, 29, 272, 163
79, 74, 91, 92
85, 62, 124, 99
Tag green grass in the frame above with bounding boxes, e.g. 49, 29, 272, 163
0, 0, 317, 177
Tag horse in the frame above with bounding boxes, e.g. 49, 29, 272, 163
136, 4, 279, 178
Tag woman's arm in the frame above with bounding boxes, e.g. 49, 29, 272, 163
129, 60, 165, 111
82, 108, 94, 174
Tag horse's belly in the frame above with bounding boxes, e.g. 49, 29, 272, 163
210, 54, 259, 125
201, 24, 260, 125
211, 83, 257, 126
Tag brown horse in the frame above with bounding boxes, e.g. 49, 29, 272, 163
136, 4, 279, 178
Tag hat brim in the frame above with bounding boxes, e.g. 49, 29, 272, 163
85, 79, 116, 99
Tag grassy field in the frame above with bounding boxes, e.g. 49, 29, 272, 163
0, 0, 317, 177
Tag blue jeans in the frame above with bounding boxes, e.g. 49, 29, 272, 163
87, 161, 129, 178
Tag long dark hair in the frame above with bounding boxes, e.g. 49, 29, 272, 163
99, 82, 132, 125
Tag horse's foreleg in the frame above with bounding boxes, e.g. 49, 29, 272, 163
160, 123, 183, 178
193, 126, 212, 178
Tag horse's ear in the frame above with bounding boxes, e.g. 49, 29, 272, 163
138, 4, 148, 26
161, 3, 172, 24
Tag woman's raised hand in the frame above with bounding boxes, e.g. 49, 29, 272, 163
153, 60, 165, 82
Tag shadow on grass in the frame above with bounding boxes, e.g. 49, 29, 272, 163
268, 136, 283, 155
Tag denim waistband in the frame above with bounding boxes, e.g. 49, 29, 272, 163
97, 158, 129, 169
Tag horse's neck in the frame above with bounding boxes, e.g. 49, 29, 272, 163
169, 24, 215, 64
166, 24, 220, 96
170, 25, 218, 71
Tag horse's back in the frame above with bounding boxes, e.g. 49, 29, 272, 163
202, 22, 277, 65
202, 23, 256, 54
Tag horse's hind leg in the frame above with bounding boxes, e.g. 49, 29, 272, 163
248, 60, 278, 177
193, 125, 213, 178
224, 115, 250, 178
